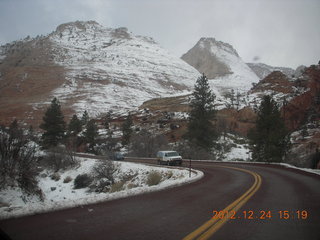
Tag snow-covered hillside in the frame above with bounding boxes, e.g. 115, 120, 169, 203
47, 21, 200, 116
182, 38, 259, 94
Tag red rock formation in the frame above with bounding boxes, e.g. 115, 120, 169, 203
251, 71, 294, 94
282, 64, 320, 131
216, 107, 256, 136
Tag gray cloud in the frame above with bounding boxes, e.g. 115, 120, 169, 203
0, 0, 319, 68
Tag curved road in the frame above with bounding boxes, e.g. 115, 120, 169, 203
0, 160, 319, 240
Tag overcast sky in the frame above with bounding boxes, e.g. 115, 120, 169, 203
0, 0, 319, 69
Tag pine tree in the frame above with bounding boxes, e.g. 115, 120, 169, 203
248, 95, 289, 162
40, 97, 66, 148
84, 119, 98, 150
103, 111, 112, 130
8, 119, 21, 139
122, 113, 133, 146
185, 74, 217, 151
81, 110, 89, 126
68, 114, 82, 136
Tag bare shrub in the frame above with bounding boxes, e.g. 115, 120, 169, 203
74, 174, 92, 189
91, 160, 119, 192
174, 140, 215, 160
146, 171, 162, 186
120, 172, 138, 182
92, 178, 112, 193
129, 129, 168, 157
63, 176, 72, 183
0, 123, 42, 198
42, 146, 78, 172
50, 173, 61, 181
93, 160, 118, 183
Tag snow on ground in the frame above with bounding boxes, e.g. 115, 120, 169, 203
224, 145, 250, 161
0, 157, 203, 220
278, 163, 320, 176
218, 134, 250, 161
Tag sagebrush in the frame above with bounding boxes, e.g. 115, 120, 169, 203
146, 171, 162, 186
74, 174, 92, 189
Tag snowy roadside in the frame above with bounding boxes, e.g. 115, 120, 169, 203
191, 159, 320, 176
0, 157, 203, 220
277, 163, 320, 176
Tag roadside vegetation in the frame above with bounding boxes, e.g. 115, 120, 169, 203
0, 120, 42, 198
0, 72, 312, 204
248, 95, 289, 162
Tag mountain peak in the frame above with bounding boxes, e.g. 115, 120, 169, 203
197, 37, 239, 57
55, 20, 101, 33
181, 37, 259, 92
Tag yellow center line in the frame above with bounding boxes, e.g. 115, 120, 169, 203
182, 165, 262, 240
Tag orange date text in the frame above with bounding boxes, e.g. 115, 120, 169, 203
212, 210, 308, 220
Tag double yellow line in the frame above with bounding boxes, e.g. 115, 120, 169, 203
183, 165, 262, 240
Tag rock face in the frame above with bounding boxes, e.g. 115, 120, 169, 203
216, 107, 256, 137
247, 62, 295, 80
251, 71, 294, 95
181, 38, 259, 93
181, 38, 232, 79
283, 64, 320, 131
0, 21, 200, 126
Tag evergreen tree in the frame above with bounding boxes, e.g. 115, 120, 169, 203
40, 97, 66, 148
81, 110, 89, 126
248, 95, 289, 162
9, 119, 18, 130
84, 119, 98, 149
122, 113, 133, 146
8, 119, 21, 139
27, 125, 35, 141
103, 111, 112, 130
185, 74, 217, 151
68, 114, 82, 136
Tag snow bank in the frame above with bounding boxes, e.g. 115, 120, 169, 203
0, 157, 203, 220
191, 159, 320, 177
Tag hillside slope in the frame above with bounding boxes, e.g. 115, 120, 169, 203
0, 21, 200, 125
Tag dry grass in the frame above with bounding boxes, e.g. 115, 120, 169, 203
146, 171, 163, 186
63, 176, 73, 183
127, 183, 139, 189
140, 95, 191, 112
110, 181, 125, 193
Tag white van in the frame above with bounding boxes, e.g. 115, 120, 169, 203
156, 151, 182, 166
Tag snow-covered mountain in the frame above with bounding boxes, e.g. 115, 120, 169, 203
247, 62, 295, 80
181, 38, 259, 93
0, 21, 200, 123
48, 21, 201, 115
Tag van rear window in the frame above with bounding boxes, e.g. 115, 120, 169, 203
166, 152, 179, 157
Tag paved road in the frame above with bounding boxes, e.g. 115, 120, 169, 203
1, 160, 319, 240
